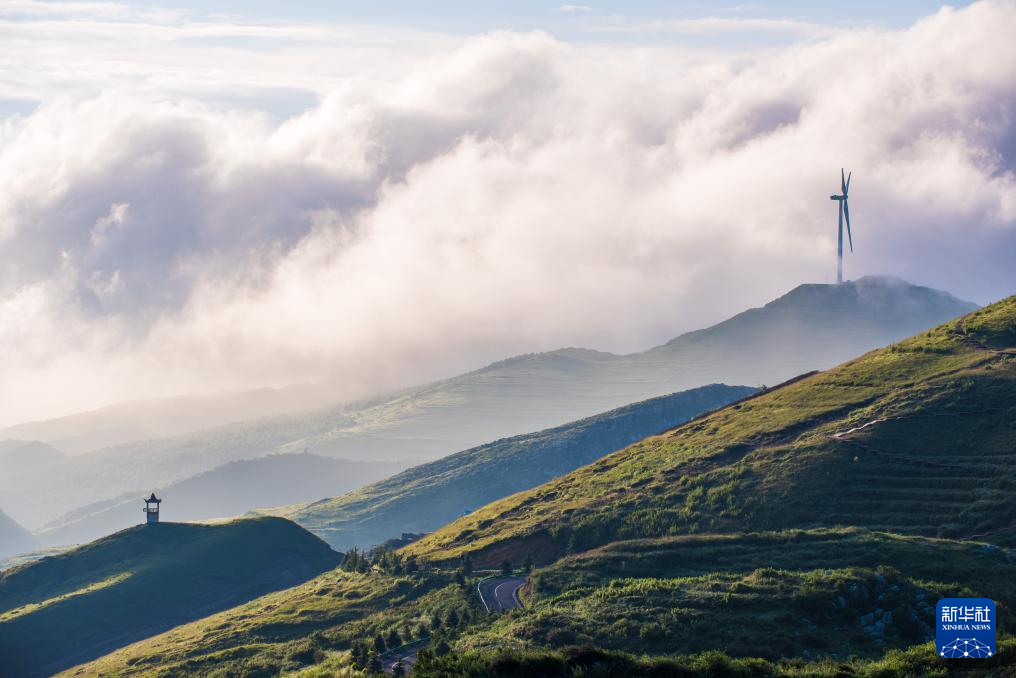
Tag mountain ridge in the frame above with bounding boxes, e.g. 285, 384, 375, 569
263, 383, 755, 551
403, 294, 1015, 565
0, 277, 977, 532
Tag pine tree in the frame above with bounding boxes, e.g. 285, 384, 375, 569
461, 554, 473, 577
367, 650, 383, 675
386, 627, 402, 649
373, 633, 386, 653
429, 612, 442, 631
350, 641, 368, 669
446, 609, 459, 628
499, 559, 513, 576
523, 553, 534, 574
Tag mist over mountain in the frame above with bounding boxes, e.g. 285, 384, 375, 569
0, 440, 64, 474
0, 277, 975, 530
34, 454, 413, 549
265, 384, 754, 551
0, 383, 332, 455
0, 510, 36, 560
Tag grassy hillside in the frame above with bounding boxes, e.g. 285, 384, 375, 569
0, 517, 340, 677
37, 454, 412, 548
268, 384, 754, 551
58, 565, 476, 677
51, 293, 1015, 678
454, 528, 1016, 659
404, 295, 1016, 564
2, 277, 974, 531
58, 529, 1016, 676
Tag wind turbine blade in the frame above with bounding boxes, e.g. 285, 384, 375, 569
841, 168, 846, 193
845, 171, 851, 194
844, 199, 853, 252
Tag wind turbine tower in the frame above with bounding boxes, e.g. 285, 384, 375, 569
829, 169, 853, 284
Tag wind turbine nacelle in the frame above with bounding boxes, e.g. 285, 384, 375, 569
830, 195, 843, 201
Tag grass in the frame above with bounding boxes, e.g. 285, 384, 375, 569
59, 566, 484, 677
410, 640, 1016, 677
0, 517, 340, 677
452, 528, 1016, 660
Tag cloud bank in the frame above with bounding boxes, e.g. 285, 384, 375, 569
1, 2, 1015, 426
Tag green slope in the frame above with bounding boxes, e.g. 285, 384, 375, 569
455, 528, 1016, 659
57, 529, 1016, 676
268, 384, 754, 551
405, 295, 1016, 564
0, 517, 340, 677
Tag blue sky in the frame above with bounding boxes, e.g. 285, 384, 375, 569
131, 1, 974, 35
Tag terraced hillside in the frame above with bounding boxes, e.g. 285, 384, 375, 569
405, 295, 1016, 564
267, 384, 754, 551
0, 518, 340, 677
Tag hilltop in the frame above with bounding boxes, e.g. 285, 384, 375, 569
0, 517, 340, 677
36, 454, 412, 548
266, 384, 754, 551
1, 277, 976, 530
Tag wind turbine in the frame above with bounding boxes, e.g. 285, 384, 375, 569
829, 169, 853, 284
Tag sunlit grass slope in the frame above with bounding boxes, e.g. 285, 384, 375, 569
59, 567, 476, 677
404, 296, 1016, 564
455, 528, 1016, 659
0, 517, 340, 677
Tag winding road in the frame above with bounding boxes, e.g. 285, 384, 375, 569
382, 639, 428, 675
477, 576, 526, 612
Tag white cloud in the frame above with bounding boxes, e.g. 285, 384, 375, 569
0, 3, 1015, 426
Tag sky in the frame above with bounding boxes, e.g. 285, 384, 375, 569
0, 0, 1013, 427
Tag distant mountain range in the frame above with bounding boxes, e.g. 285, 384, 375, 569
265, 384, 755, 551
0, 510, 35, 560
34, 454, 414, 548
0, 276, 976, 533
0, 517, 340, 677
0, 382, 332, 455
